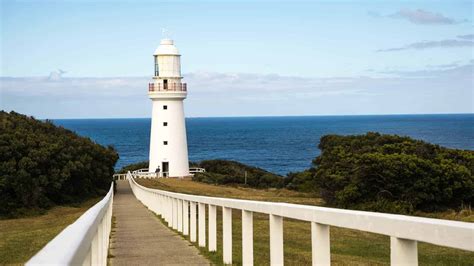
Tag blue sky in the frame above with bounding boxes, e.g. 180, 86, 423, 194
1, 0, 473, 118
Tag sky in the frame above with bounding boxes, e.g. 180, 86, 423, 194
1, 0, 473, 119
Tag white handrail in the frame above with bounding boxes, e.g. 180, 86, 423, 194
127, 172, 474, 265
27, 183, 114, 266
133, 168, 149, 173
189, 167, 206, 173
113, 173, 127, 180
133, 172, 159, 178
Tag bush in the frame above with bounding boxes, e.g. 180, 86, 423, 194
117, 161, 148, 174
0, 111, 119, 217
312, 132, 474, 213
285, 170, 317, 193
193, 160, 284, 188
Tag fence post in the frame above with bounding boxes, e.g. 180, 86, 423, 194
165, 196, 170, 224
91, 228, 99, 265
198, 203, 206, 247
97, 219, 102, 265
178, 199, 183, 232
102, 216, 108, 265
164, 195, 168, 219
311, 222, 330, 266
209, 205, 217, 251
223, 207, 233, 264
162, 195, 166, 218
145, 191, 150, 209
82, 247, 92, 265
390, 237, 418, 266
270, 214, 284, 266
242, 210, 254, 266
183, 200, 189, 236
164, 196, 168, 224
168, 196, 172, 224
190, 202, 197, 242
156, 193, 161, 215
173, 198, 178, 230
148, 192, 153, 212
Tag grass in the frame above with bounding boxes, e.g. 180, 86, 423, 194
137, 178, 474, 265
137, 178, 323, 206
0, 198, 100, 264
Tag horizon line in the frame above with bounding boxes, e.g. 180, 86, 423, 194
42, 112, 474, 120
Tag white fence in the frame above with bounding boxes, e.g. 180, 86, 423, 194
132, 169, 165, 178
122, 167, 206, 179
27, 183, 114, 266
113, 173, 127, 180
190, 167, 206, 174
128, 172, 474, 266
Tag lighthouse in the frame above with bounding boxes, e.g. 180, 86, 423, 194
148, 39, 189, 178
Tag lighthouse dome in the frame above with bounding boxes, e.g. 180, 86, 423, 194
154, 39, 180, 56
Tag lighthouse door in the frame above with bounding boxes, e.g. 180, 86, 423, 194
162, 162, 169, 177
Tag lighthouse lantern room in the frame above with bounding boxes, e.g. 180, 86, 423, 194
148, 39, 189, 178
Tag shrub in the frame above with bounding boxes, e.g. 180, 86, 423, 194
0, 111, 119, 217
117, 161, 148, 174
285, 170, 317, 193
193, 160, 284, 188
312, 132, 474, 213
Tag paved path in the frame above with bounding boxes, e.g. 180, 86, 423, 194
109, 180, 210, 265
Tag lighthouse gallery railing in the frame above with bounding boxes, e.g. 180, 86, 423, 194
127, 172, 474, 265
26, 183, 114, 266
148, 83, 187, 92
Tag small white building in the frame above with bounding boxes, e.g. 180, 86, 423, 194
148, 39, 189, 178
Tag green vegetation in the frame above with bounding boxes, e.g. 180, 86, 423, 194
117, 161, 148, 174
127, 132, 474, 264
0, 197, 100, 264
128, 131, 474, 215
137, 178, 322, 206
285, 170, 314, 192
309, 132, 474, 213
118, 159, 285, 189
0, 111, 118, 217
193, 160, 285, 188
138, 178, 474, 265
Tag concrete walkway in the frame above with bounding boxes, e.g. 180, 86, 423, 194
108, 180, 210, 265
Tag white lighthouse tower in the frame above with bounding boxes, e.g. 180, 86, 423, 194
148, 38, 189, 178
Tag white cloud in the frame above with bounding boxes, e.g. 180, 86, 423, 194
1, 64, 473, 118
389, 9, 460, 25
458, 34, 474, 40
48, 69, 67, 81
377, 39, 474, 52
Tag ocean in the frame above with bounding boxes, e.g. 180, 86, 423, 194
53, 114, 474, 176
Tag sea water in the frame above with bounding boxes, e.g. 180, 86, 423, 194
53, 114, 474, 175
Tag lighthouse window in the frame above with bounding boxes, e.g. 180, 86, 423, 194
163, 122, 168, 126
163, 141, 168, 145
154, 55, 159, 76
163, 105, 167, 110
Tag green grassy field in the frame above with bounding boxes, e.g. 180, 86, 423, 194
138, 178, 474, 265
0, 198, 99, 264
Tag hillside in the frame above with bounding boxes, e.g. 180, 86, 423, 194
0, 198, 100, 264
117, 159, 286, 189
0, 111, 119, 217
192, 159, 285, 188
306, 132, 474, 213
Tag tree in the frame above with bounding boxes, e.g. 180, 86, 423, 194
0, 111, 119, 217
193, 160, 284, 188
311, 132, 474, 213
